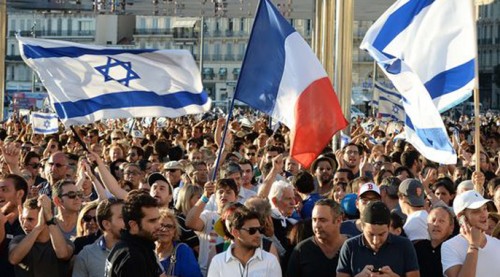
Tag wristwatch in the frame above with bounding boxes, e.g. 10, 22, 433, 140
46, 217, 57, 226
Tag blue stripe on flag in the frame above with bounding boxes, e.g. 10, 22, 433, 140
425, 59, 475, 99
405, 116, 453, 152
373, 0, 434, 53
22, 44, 156, 59
379, 113, 403, 121
233, 0, 295, 115
32, 113, 58, 120
374, 84, 402, 99
54, 90, 209, 119
33, 127, 59, 133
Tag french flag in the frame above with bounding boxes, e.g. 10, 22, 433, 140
234, 0, 347, 168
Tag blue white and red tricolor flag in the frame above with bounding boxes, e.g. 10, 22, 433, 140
234, 0, 347, 168
17, 36, 211, 126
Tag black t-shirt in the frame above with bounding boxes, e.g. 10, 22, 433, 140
287, 237, 340, 277
0, 219, 24, 277
414, 239, 444, 277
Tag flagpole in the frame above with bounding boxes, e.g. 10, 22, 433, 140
333, 0, 353, 150
471, 0, 481, 174
372, 61, 377, 117
0, 0, 6, 121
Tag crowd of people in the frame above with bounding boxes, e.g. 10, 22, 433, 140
1, 109, 500, 277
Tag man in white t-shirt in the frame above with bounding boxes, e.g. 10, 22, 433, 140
186, 178, 238, 276
441, 190, 500, 277
398, 179, 429, 241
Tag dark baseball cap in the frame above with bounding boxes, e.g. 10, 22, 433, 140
398, 178, 425, 207
147, 172, 168, 187
361, 201, 390, 225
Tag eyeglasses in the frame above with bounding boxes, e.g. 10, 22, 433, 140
160, 223, 175, 231
28, 163, 41, 169
345, 150, 359, 155
124, 171, 140, 176
111, 137, 121, 141
49, 162, 67, 168
240, 226, 264, 235
60, 191, 84, 199
246, 152, 256, 156
82, 214, 97, 223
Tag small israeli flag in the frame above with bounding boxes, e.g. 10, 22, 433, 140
31, 112, 59, 134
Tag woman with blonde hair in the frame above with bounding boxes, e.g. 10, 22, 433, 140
156, 208, 202, 277
175, 184, 202, 255
74, 201, 100, 254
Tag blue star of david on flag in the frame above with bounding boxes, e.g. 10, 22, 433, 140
392, 105, 399, 114
94, 56, 140, 87
44, 120, 51, 128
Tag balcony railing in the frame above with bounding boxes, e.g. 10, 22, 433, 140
9, 30, 95, 37
134, 28, 174, 35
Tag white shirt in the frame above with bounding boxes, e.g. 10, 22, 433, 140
197, 210, 223, 276
403, 210, 429, 241
441, 234, 500, 277
207, 246, 281, 277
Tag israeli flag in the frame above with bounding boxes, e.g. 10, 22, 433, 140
18, 36, 211, 126
31, 112, 59, 134
376, 83, 405, 122
360, 0, 474, 164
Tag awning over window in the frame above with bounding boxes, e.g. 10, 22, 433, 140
219, 67, 227, 75
203, 67, 214, 75
172, 18, 198, 28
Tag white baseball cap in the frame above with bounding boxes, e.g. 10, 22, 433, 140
358, 182, 381, 197
453, 190, 491, 215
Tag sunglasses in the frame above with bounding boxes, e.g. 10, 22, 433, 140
49, 162, 66, 168
240, 226, 264, 235
111, 137, 121, 141
160, 223, 175, 231
60, 191, 84, 199
82, 214, 97, 223
28, 163, 41, 169
246, 152, 256, 156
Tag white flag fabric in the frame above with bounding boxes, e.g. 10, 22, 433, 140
375, 83, 405, 122
18, 36, 211, 126
31, 112, 59, 134
360, 0, 474, 164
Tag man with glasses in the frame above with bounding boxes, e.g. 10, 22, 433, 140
105, 190, 163, 277
126, 146, 143, 163
38, 152, 69, 198
122, 163, 144, 190
9, 196, 74, 276
340, 182, 381, 237
22, 151, 46, 187
287, 199, 347, 277
163, 161, 184, 189
53, 180, 83, 240
340, 143, 363, 178
74, 198, 125, 277
208, 206, 281, 277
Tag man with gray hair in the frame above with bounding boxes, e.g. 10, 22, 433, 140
269, 180, 297, 269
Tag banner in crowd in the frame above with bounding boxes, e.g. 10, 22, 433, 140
17, 36, 211, 126
31, 112, 59, 134
360, 0, 475, 164
234, 0, 347, 168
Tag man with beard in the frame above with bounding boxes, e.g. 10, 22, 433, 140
336, 201, 419, 277
105, 190, 162, 277
74, 198, 125, 277
414, 206, 454, 277
0, 174, 28, 277
207, 206, 281, 276
287, 199, 347, 277
311, 156, 336, 196
339, 143, 363, 178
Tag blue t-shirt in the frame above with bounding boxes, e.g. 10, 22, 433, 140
300, 193, 323, 219
160, 242, 202, 277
